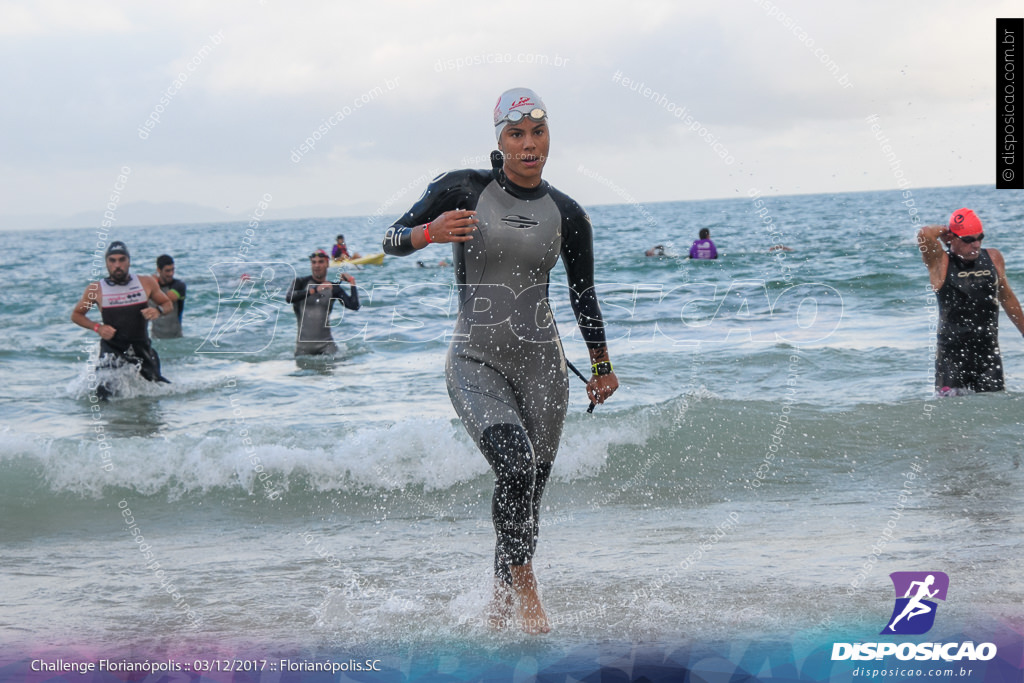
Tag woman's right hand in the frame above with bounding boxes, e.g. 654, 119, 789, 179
420, 210, 478, 246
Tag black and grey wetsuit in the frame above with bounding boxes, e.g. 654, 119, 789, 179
150, 277, 187, 339
98, 274, 167, 383
935, 248, 1003, 392
286, 276, 360, 356
383, 162, 607, 583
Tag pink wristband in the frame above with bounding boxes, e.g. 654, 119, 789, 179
423, 222, 433, 244
93, 323, 101, 333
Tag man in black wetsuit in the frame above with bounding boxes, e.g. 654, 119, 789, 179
918, 208, 1024, 394
71, 241, 174, 391
150, 254, 187, 339
285, 249, 359, 357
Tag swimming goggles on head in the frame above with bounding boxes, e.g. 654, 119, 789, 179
499, 108, 547, 125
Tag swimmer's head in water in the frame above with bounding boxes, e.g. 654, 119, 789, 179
493, 87, 547, 141
104, 241, 131, 284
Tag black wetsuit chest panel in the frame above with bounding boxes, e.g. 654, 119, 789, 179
937, 249, 998, 342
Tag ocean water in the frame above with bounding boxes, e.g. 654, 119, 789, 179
1, 183, 1022, 678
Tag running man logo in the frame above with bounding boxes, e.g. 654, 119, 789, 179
880, 571, 949, 635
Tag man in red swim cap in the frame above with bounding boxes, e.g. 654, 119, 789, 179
918, 208, 1024, 394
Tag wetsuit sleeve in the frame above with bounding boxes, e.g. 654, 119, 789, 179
331, 283, 360, 311
286, 276, 310, 304
559, 199, 608, 350
382, 171, 476, 257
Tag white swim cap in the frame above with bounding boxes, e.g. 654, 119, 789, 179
493, 87, 547, 141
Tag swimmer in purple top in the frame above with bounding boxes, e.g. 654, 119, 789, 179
689, 228, 718, 260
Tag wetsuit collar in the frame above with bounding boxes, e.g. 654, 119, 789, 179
494, 166, 548, 200
104, 272, 131, 286
946, 247, 981, 269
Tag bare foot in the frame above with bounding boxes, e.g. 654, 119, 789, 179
509, 563, 551, 634
486, 579, 514, 630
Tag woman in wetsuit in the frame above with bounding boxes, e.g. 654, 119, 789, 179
382, 88, 618, 633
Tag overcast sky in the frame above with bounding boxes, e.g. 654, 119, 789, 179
0, 0, 1015, 224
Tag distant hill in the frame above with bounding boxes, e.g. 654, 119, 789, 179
0, 200, 384, 232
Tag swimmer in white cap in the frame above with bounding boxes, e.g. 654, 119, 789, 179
383, 87, 619, 634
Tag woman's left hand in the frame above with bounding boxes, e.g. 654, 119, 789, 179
586, 372, 618, 405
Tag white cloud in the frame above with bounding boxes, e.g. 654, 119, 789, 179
0, 0, 133, 35
0, 0, 1014, 221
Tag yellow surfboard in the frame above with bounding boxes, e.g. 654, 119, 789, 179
331, 252, 385, 267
